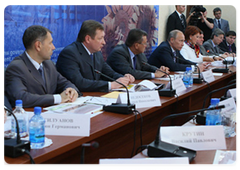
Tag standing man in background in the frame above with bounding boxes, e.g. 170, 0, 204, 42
212, 7, 230, 35
56, 20, 135, 92
166, 5, 187, 38
5, 25, 80, 108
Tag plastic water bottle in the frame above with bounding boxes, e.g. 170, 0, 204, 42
182, 67, 193, 88
29, 107, 45, 149
205, 98, 222, 125
11, 100, 28, 138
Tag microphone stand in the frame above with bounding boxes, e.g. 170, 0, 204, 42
196, 83, 236, 125
142, 62, 176, 97
4, 107, 31, 158
174, 56, 203, 84
95, 69, 135, 114
212, 56, 229, 73
147, 105, 225, 162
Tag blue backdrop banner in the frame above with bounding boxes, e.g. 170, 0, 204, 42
4, 5, 159, 68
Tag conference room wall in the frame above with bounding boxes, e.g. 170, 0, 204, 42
157, 5, 236, 44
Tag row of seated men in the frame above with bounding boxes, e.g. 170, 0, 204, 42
4, 20, 236, 109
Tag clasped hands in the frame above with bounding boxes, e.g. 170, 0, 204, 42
60, 87, 78, 103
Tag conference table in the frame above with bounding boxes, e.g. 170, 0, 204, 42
5, 66, 236, 164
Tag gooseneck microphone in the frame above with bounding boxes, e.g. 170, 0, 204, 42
196, 83, 236, 125
94, 69, 135, 114
80, 141, 99, 164
147, 105, 225, 162
212, 56, 229, 73
174, 56, 203, 84
142, 62, 176, 97
4, 106, 31, 158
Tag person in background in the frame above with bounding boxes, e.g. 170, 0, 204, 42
107, 28, 169, 80
56, 20, 135, 92
5, 25, 80, 108
180, 25, 214, 63
166, 5, 187, 38
219, 31, 236, 55
148, 29, 206, 72
212, 7, 230, 35
203, 28, 229, 58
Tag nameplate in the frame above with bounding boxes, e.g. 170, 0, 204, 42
100, 157, 189, 164
116, 91, 161, 109
202, 70, 215, 82
219, 97, 236, 117
42, 113, 90, 136
172, 78, 186, 94
161, 126, 226, 150
228, 88, 236, 100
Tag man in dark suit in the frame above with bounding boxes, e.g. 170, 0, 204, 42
5, 25, 80, 108
107, 29, 169, 80
166, 5, 187, 38
56, 20, 134, 92
212, 7, 230, 35
148, 30, 206, 72
219, 31, 236, 55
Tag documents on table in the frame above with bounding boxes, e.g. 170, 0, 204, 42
213, 150, 236, 164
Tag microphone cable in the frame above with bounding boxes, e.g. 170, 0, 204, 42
19, 149, 35, 164
131, 111, 138, 157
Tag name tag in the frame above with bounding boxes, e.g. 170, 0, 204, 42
202, 70, 215, 82
42, 113, 90, 136
228, 88, 236, 100
116, 91, 161, 109
161, 126, 226, 150
219, 97, 236, 116
172, 78, 186, 94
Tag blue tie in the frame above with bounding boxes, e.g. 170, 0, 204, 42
38, 65, 46, 85
90, 54, 94, 60
218, 20, 221, 29
133, 56, 136, 69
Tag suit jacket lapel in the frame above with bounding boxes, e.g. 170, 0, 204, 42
20, 53, 47, 92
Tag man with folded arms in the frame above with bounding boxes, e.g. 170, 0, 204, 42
107, 28, 169, 80
5, 25, 80, 108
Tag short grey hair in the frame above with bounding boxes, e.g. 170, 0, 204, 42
211, 28, 225, 39
167, 29, 182, 41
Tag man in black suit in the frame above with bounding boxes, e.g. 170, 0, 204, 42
166, 5, 187, 38
56, 20, 135, 92
107, 29, 169, 80
219, 31, 236, 55
5, 25, 80, 108
148, 30, 206, 72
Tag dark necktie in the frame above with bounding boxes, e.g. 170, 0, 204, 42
180, 15, 185, 29
218, 20, 221, 29
133, 56, 136, 69
229, 45, 232, 52
214, 46, 218, 53
173, 51, 177, 62
38, 65, 46, 85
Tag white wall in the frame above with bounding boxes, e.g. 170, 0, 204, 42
157, 5, 236, 45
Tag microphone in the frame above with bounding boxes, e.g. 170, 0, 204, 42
80, 141, 99, 164
94, 69, 135, 114
142, 62, 176, 97
147, 105, 225, 162
4, 106, 31, 158
196, 83, 236, 125
174, 56, 203, 84
212, 56, 229, 73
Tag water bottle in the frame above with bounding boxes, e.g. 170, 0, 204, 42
29, 107, 45, 149
182, 67, 193, 88
205, 98, 222, 125
11, 100, 28, 138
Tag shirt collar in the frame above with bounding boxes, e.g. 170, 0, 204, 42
176, 10, 182, 18
211, 40, 216, 47
128, 47, 135, 59
81, 43, 92, 55
25, 51, 42, 70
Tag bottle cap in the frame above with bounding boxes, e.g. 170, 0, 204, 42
186, 67, 191, 71
210, 98, 220, 105
15, 100, 22, 106
34, 107, 42, 115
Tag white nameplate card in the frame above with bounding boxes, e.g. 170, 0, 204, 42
219, 97, 236, 117
202, 69, 215, 82
116, 91, 161, 109
100, 157, 189, 164
228, 88, 236, 100
42, 113, 90, 136
161, 126, 226, 151
172, 78, 186, 94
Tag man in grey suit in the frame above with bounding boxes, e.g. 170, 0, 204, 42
56, 20, 135, 92
203, 28, 229, 58
5, 25, 80, 108
107, 29, 169, 80
212, 7, 230, 35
